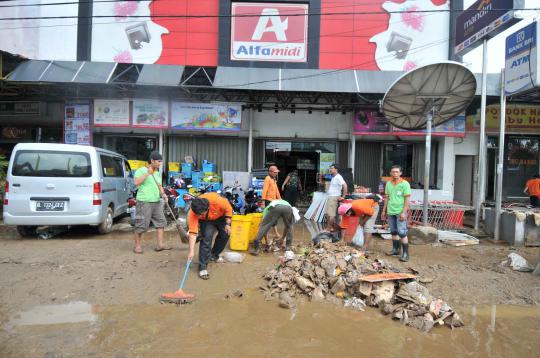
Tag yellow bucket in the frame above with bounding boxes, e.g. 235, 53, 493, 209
247, 213, 263, 242
229, 215, 252, 251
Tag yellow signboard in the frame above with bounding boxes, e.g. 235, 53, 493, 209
466, 104, 540, 133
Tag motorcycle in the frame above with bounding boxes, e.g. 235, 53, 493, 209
244, 187, 263, 214
223, 185, 245, 214
126, 186, 182, 226
182, 183, 215, 213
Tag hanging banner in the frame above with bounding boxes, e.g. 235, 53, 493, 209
353, 109, 465, 137
93, 99, 130, 127
171, 102, 241, 131
64, 103, 91, 145
132, 99, 169, 128
466, 104, 540, 133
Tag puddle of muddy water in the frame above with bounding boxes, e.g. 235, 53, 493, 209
8, 301, 96, 327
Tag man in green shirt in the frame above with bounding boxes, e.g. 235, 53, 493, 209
132, 151, 169, 254
250, 199, 294, 256
381, 165, 411, 262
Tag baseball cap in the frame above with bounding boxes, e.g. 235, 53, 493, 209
338, 203, 352, 216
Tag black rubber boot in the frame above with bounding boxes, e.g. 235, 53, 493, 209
400, 243, 410, 262
387, 240, 400, 256
250, 242, 261, 256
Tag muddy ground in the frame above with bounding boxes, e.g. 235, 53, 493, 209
1, 219, 539, 357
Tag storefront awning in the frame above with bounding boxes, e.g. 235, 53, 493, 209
136, 64, 184, 86
8, 60, 117, 84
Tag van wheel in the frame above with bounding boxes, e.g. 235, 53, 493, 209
97, 207, 114, 234
16, 226, 38, 237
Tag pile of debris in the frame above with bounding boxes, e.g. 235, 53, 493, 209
261, 241, 463, 333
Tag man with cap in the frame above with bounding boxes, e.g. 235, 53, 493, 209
132, 151, 169, 254
338, 195, 381, 251
250, 199, 295, 256
261, 165, 282, 246
187, 192, 233, 280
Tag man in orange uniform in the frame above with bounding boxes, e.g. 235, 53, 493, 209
524, 174, 540, 208
187, 192, 233, 280
338, 195, 381, 251
261, 165, 281, 245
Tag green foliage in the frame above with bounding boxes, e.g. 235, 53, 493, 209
0, 154, 7, 181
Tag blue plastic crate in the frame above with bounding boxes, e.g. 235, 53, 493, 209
202, 160, 216, 174
181, 163, 193, 178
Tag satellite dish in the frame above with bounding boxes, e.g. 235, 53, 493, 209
381, 62, 477, 226
382, 61, 476, 130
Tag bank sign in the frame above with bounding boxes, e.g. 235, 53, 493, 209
230, 2, 309, 62
455, 0, 523, 55
505, 21, 537, 96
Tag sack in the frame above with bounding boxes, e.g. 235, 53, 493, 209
351, 225, 364, 247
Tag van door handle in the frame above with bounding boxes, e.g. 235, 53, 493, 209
12, 183, 20, 187
46, 184, 56, 189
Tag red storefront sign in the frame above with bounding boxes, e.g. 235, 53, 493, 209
230, 2, 308, 62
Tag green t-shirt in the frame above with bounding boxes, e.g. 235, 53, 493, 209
385, 179, 411, 215
263, 199, 291, 218
134, 167, 162, 202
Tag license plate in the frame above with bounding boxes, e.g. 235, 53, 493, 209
36, 201, 65, 212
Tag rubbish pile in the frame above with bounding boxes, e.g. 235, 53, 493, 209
261, 241, 463, 333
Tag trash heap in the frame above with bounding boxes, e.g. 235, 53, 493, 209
261, 241, 463, 333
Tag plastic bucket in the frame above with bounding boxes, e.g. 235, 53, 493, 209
229, 215, 252, 251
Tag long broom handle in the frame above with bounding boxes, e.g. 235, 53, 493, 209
148, 170, 189, 241
179, 260, 191, 290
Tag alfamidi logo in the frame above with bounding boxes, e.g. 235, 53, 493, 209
231, 3, 309, 63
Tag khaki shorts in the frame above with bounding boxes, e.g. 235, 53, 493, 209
326, 196, 340, 218
134, 201, 166, 234
364, 205, 379, 234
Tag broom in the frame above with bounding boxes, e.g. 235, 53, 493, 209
160, 259, 196, 304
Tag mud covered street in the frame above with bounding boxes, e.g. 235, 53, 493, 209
1, 221, 540, 357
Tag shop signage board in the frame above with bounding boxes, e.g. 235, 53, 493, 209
0, 102, 40, 116
319, 153, 335, 174
505, 21, 538, 96
171, 102, 242, 131
93, 99, 130, 127
466, 103, 540, 133
230, 2, 309, 62
353, 110, 465, 137
455, 0, 523, 55
0, 127, 32, 140
64, 103, 91, 145
132, 99, 169, 128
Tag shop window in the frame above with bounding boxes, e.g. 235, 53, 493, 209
104, 136, 156, 161
504, 136, 540, 198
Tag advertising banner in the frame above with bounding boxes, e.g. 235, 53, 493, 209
230, 2, 309, 63
505, 21, 537, 96
93, 99, 130, 127
466, 104, 540, 133
132, 99, 169, 128
353, 110, 465, 137
0, 102, 40, 116
171, 103, 242, 131
64, 103, 91, 145
455, 0, 522, 55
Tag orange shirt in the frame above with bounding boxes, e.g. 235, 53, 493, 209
187, 192, 233, 234
262, 175, 281, 201
351, 199, 376, 217
526, 178, 540, 196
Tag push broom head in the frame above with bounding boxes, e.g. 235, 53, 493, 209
160, 289, 196, 304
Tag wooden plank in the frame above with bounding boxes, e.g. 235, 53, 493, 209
359, 273, 417, 283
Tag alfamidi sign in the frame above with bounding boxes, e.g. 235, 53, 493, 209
455, 0, 523, 55
230, 2, 309, 62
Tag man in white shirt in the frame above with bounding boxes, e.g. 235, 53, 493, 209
325, 164, 348, 232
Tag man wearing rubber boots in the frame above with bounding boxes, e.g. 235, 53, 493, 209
187, 192, 233, 280
381, 166, 411, 262
250, 199, 294, 256
132, 151, 170, 254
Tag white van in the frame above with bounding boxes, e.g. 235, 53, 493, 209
3, 143, 133, 236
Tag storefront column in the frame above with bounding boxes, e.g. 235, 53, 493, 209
349, 134, 356, 173
248, 108, 253, 172
159, 129, 164, 157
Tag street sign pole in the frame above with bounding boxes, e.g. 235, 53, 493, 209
494, 69, 506, 241
474, 38, 488, 231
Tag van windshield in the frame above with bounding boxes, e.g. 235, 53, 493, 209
12, 150, 92, 177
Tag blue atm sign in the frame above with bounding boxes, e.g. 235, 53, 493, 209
505, 22, 537, 96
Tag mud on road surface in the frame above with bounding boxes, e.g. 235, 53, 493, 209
0, 221, 539, 357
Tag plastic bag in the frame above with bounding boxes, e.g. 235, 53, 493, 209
292, 207, 301, 223
506, 253, 533, 272
223, 251, 245, 263
351, 225, 364, 247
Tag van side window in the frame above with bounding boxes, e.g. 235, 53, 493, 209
100, 155, 123, 177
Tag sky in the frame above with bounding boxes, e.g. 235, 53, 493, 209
463, 0, 540, 73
